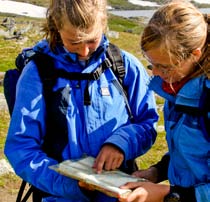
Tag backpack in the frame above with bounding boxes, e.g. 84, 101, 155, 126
3, 43, 134, 202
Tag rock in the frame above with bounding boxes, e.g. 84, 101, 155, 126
157, 125, 165, 133
0, 72, 5, 79
0, 72, 5, 86
0, 93, 8, 110
0, 159, 14, 176
106, 30, 119, 39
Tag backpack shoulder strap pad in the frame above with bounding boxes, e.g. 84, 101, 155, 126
15, 48, 36, 72
30, 53, 56, 98
106, 43, 125, 86
106, 43, 133, 121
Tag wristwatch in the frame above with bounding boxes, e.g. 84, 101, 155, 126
164, 192, 181, 202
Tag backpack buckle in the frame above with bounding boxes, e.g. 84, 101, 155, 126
103, 58, 112, 68
92, 66, 103, 80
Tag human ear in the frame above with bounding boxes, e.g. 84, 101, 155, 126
192, 48, 202, 61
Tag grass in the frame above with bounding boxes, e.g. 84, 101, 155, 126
0, 15, 44, 72
0, 109, 10, 160
108, 14, 145, 34
108, 0, 157, 10
0, 86, 3, 93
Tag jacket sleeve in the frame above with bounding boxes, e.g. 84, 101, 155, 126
195, 183, 210, 202
104, 50, 159, 160
4, 62, 89, 201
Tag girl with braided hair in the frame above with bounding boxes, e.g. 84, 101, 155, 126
119, 1, 210, 202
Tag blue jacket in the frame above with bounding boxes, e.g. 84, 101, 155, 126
4, 36, 158, 202
149, 75, 210, 202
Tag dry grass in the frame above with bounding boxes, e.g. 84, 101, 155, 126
0, 109, 10, 159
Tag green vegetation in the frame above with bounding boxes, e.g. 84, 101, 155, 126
0, 109, 10, 159
0, 15, 44, 71
108, 0, 157, 10
0, 86, 3, 93
108, 14, 145, 34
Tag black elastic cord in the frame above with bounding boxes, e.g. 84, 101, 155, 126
84, 81, 91, 105
16, 181, 33, 202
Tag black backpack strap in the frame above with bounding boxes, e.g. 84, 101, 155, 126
15, 53, 54, 202
106, 43, 125, 91
16, 180, 33, 202
30, 53, 56, 102
106, 43, 133, 121
15, 48, 36, 72
3, 69, 21, 115
32, 52, 111, 106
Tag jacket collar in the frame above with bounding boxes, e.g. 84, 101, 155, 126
149, 75, 206, 108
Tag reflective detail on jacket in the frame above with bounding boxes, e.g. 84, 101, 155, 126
149, 75, 210, 202
4, 36, 158, 202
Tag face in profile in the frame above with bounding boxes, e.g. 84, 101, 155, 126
145, 47, 199, 83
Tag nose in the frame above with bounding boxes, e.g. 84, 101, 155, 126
77, 43, 90, 57
152, 66, 164, 77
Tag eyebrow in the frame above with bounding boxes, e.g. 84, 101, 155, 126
156, 64, 169, 68
66, 38, 82, 43
145, 56, 169, 68
68, 35, 100, 44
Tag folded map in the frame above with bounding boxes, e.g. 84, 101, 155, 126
49, 156, 146, 198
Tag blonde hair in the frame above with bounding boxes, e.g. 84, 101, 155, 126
141, 0, 210, 78
43, 0, 108, 50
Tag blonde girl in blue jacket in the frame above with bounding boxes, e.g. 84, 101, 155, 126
119, 1, 210, 202
4, 0, 158, 202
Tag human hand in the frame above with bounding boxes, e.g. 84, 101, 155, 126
118, 181, 169, 202
132, 167, 158, 183
93, 144, 124, 173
